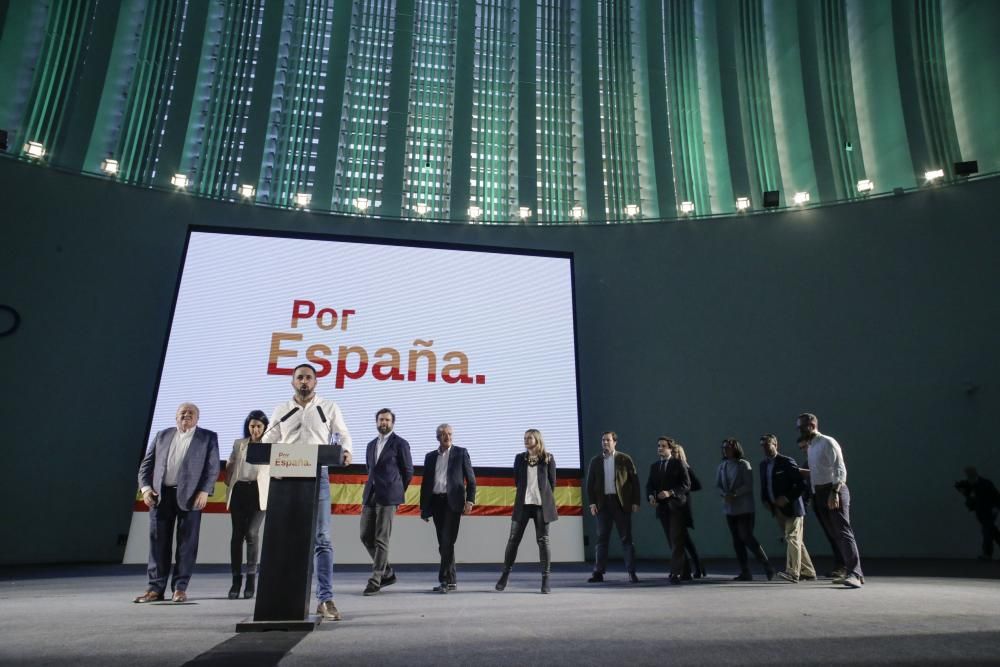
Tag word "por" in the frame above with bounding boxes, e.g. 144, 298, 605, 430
291, 299, 355, 331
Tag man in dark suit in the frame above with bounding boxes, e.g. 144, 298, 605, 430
760, 434, 815, 582
134, 402, 219, 603
955, 466, 1000, 560
419, 424, 477, 593
586, 431, 641, 583
646, 437, 691, 584
360, 408, 413, 595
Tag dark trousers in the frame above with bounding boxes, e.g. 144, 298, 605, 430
685, 536, 702, 574
147, 485, 202, 593
229, 481, 265, 576
725, 512, 770, 573
813, 484, 863, 578
594, 494, 636, 574
502, 505, 551, 574
431, 494, 462, 584
360, 502, 396, 586
814, 500, 845, 569
977, 511, 1000, 557
656, 502, 688, 577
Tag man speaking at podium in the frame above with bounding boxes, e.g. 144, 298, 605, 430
264, 363, 353, 621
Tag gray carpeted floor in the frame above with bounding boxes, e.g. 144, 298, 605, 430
1, 561, 998, 666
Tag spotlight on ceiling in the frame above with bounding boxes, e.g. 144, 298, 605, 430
624, 203, 640, 218
856, 179, 874, 193
468, 205, 483, 220
294, 192, 311, 207
353, 197, 371, 212
239, 184, 255, 198
24, 141, 46, 159
414, 202, 429, 216
569, 205, 584, 220
171, 173, 189, 188
793, 191, 811, 205
518, 206, 532, 220
924, 169, 944, 182
679, 201, 695, 214
101, 158, 119, 176
735, 196, 751, 211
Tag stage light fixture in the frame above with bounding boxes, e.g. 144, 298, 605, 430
762, 190, 780, 208
793, 191, 810, 205
518, 206, 532, 219
414, 202, 429, 216
468, 205, 483, 220
735, 197, 751, 211
856, 179, 874, 193
954, 160, 978, 177
569, 205, 584, 220
924, 169, 944, 182
294, 192, 311, 207
24, 141, 45, 158
679, 201, 695, 214
171, 173, 189, 188
353, 197, 371, 212
624, 204, 640, 218
101, 158, 119, 175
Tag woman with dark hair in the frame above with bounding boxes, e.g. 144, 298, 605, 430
716, 438, 773, 581
669, 442, 706, 578
224, 410, 270, 599
495, 429, 558, 594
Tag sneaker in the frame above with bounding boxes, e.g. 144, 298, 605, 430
827, 567, 847, 579
842, 574, 863, 589
587, 573, 604, 583
446, 583, 457, 591
431, 584, 449, 594
776, 571, 799, 583
800, 574, 817, 581
317, 600, 342, 621
363, 582, 380, 596
628, 572, 640, 584
380, 573, 397, 587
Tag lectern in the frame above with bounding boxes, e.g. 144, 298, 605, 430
235, 442, 344, 632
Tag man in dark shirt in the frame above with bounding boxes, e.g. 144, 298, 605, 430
956, 467, 1000, 560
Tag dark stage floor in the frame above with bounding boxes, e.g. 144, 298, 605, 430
1, 560, 999, 666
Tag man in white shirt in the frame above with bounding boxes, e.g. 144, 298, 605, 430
263, 364, 353, 620
134, 403, 219, 603
798, 413, 864, 588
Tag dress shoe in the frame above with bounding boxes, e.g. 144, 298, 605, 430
669, 575, 681, 586
380, 573, 397, 587
363, 582, 381, 596
243, 574, 255, 599
541, 575, 551, 594
171, 590, 188, 603
495, 571, 510, 591
317, 600, 342, 621
776, 571, 799, 583
133, 590, 163, 603
628, 572, 640, 584
432, 584, 449, 593
587, 572, 604, 583
228, 575, 242, 600
680, 573, 693, 581
732, 572, 753, 581
765, 567, 775, 581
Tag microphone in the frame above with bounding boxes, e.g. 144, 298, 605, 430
316, 405, 327, 423
259, 406, 300, 441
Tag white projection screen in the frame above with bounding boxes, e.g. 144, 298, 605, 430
146, 229, 582, 469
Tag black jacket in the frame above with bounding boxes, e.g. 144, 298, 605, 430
512, 452, 558, 523
646, 457, 691, 518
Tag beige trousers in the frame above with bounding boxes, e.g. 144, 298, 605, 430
775, 512, 816, 578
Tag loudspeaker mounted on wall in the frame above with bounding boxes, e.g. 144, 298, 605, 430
762, 190, 780, 208
954, 160, 978, 177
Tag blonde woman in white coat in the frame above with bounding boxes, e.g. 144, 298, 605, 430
225, 410, 271, 599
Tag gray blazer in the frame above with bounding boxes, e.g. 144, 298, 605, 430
138, 426, 220, 511
715, 458, 755, 516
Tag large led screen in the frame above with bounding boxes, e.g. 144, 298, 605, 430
146, 230, 582, 468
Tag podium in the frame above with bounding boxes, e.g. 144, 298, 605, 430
235, 443, 345, 632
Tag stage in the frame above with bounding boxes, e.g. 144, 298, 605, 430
1, 560, 998, 666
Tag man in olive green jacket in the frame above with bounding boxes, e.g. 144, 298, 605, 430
586, 431, 641, 582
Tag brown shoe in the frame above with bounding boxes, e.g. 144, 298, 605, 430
133, 590, 164, 603
171, 590, 188, 603
317, 600, 341, 621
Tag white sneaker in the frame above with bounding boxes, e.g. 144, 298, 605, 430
842, 574, 863, 589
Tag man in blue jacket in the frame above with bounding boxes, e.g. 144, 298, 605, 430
759, 434, 815, 582
361, 408, 413, 595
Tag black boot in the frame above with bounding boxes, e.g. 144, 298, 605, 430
495, 570, 510, 591
228, 575, 242, 600
538, 535, 551, 594
541, 575, 550, 594
243, 574, 256, 599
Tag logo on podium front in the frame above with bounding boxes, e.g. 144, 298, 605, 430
269, 443, 319, 477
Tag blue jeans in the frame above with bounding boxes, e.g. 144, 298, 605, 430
315, 469, 334, 601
